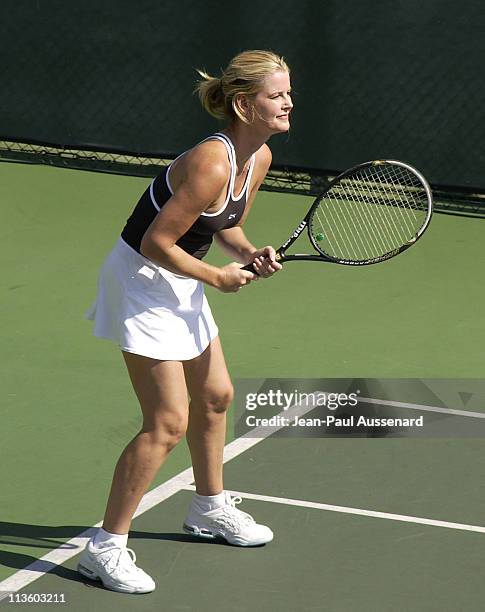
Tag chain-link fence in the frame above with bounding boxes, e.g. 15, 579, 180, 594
1, 0, 484, 213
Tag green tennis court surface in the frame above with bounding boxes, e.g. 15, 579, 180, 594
1, 162, 485, 610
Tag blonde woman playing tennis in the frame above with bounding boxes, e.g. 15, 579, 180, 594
79, 50, 292, 593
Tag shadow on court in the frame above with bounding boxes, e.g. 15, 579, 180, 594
0, 522, 226, 549
0, 525, 228, 596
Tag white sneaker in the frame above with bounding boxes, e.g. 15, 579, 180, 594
77, 540, 155, 594
183, 491, 274, 547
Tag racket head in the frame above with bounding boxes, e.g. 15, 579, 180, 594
305, 160, 433, 265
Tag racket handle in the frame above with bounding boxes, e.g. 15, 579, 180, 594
241, 262, 260, 276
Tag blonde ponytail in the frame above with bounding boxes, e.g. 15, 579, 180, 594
195, 69, 230, 120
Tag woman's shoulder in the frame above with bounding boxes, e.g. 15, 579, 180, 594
174, 137, 231, 184
190, 136, 232, 162
256, 142, 272, 162
252, 143, 272, 180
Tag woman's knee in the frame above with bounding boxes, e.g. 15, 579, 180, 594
142, 412, 188, 451
199, 383, 234, 414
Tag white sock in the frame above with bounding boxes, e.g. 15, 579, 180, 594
92, 527, 128, 550
193, 491, 226, 512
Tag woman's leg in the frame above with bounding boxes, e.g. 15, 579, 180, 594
102, 352, 189, 535
183, 336, 233, 496
181, 336, 273, 546
77, 352, 188, 592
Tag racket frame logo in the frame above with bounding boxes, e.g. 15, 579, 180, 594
279, 220, 307, 253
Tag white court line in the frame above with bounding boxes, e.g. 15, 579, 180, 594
358, 396, 485, 419
0, 399, 317, 598
182, 484, 485, 535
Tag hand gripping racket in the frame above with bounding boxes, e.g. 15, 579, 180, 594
243, 160, 433, 271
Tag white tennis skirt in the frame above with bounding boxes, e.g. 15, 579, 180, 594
85, 237, 219, 360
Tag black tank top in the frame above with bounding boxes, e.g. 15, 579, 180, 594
121, 132, 255, 260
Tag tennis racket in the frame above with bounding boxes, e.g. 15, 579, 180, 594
243, 160, 433, 272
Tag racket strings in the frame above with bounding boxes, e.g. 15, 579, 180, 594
310, 164, 429, 261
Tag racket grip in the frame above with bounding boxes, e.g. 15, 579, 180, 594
241, 262, 260, 276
